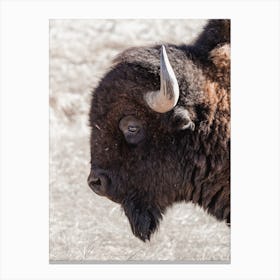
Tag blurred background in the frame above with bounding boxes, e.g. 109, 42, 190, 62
49, 19, 230, 262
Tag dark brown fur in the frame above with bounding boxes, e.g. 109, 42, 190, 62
88, 20, 230, 241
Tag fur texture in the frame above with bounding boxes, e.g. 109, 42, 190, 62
50, 19, 230, 262
88, 20, 231, 242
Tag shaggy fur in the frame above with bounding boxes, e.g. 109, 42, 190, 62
50, 19, 230, 261
88, 19, 230, 242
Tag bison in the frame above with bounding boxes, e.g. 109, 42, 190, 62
88, 19, 230, 241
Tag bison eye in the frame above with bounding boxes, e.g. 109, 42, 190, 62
119, 116, 145, 145
128, 125, 139, 133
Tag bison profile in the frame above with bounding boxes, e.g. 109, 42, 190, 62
88, 19, 230, 241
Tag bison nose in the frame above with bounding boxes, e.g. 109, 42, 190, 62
87, 169, 110, 196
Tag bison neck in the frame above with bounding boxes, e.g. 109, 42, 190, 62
177, 106, 230, 223
190, 163, 230, 223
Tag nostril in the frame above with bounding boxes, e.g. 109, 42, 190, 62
88, 173, 102, 187
89, 175, 100, 184
88, 168, 110, 196
88, 176, 101, 187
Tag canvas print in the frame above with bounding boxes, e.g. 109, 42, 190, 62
49, 19, 230, 262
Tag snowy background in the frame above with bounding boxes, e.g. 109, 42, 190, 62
49, 19, 230, 262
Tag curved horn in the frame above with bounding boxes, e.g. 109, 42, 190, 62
145, 45, 179, 113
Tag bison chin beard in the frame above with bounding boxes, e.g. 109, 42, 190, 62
122, 199, 164, 242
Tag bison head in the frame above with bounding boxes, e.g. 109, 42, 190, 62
88, 20, 230, 241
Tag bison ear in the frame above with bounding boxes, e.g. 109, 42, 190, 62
172, 107, 195, 131
144, 45, 179, 113
209, 43, 230, 70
